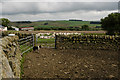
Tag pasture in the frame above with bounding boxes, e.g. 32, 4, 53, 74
11, 21, 101, 27
37, 38, 55, 48
10, 21, 101, 30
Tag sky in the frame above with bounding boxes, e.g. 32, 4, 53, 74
0, 0, 119, 21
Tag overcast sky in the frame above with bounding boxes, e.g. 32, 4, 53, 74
0, 0, 119, 21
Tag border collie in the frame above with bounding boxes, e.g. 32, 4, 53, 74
33, 45, 41, 51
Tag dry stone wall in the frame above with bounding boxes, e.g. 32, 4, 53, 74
56, 35, 120, 51
0, 36, 22, 79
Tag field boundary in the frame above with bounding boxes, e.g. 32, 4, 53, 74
56, 35, 120, 51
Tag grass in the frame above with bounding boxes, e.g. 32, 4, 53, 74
7, 30, 18, 33
20, 47, 33, 79
19, 40, 34, 78
20, 45, 33, 53
37, 38, 55, 43
37, 38, 55, 47
10, 20, 101, 29
34, 21, 101, 29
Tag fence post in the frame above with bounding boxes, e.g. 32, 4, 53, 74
36, 34, 37, 45
55, 34, 57, 49
32, 33, 34, 47
32, 33, 36, 47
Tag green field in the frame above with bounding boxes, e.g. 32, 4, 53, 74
37, 38, 55, 43
10, 20, 101, 31
37, 38, 55, 47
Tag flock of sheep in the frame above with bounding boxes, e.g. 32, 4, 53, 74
36, 32, 82, 39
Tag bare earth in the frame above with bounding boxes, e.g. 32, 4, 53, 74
22, 48, 119, 79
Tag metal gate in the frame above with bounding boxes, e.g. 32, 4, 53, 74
18, 34, 34, 55
36, 33, 55, 48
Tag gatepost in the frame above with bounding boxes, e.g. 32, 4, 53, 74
32, 33, 37, 47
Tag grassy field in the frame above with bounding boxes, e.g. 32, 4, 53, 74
10, 21, 101, 30
37, 38, 55, 48
37, 38, 55, 43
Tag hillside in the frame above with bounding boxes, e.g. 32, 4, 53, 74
10, 20, 101, 31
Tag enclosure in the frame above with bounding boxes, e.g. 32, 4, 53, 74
1, 31, 119, 79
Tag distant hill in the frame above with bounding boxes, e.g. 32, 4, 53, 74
9, 20, 101, 31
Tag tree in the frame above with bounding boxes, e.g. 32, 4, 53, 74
0, 18, 10, 27
101, 13, 120, 35
44, 22, 48, 25
81, 25, 89, 30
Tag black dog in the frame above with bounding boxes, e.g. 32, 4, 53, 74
33, 45, 41, 51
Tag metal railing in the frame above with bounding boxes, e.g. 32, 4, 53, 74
18, 34, 34, 55
36, 34, 55, 48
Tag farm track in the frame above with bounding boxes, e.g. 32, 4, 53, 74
22, 48, 119, 79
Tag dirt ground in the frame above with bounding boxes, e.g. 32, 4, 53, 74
22, 48, 119, 79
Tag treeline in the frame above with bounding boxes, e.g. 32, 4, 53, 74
13, 21, 32, 24
69, 19, 83, 21
90, 21, 101, 24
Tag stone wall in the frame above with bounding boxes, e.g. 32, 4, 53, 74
56, 35, 120, 50
0, 36, 22, 79
2, 31, 32, 39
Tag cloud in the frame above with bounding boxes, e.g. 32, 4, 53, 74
1, 1, 118, 21
2, 0, 120, 2
2, 10, 117, 21
2, 2, 118, 15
